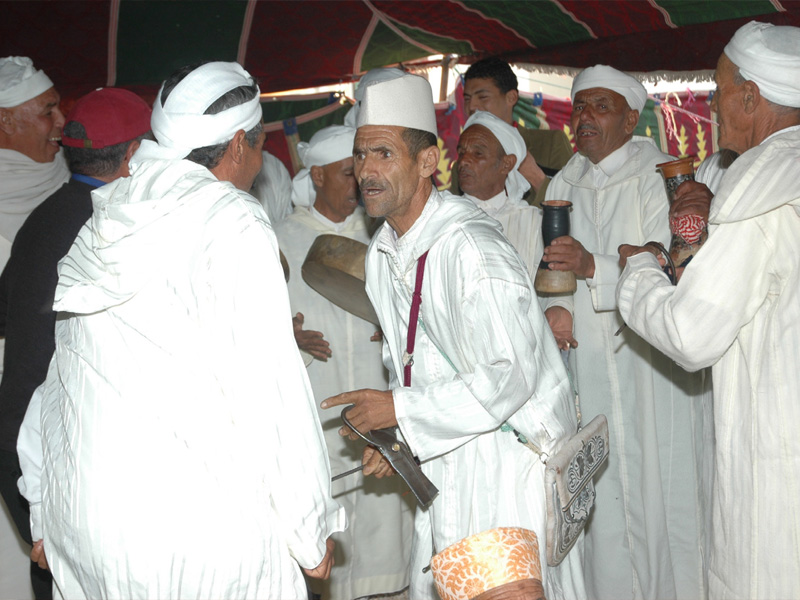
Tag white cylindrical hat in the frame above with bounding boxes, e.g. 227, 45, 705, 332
356, 73, 437, 136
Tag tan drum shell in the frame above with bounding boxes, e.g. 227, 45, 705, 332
301, 234, 380, 326
430, 527, 543, 600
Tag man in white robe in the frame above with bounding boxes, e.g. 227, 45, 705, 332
542, 65, 713, 600
456, 110, 575, 350
322, 73, 585, 599
275, 125, 412, 599
617, 21, 800, 599
0, 54, 68, 600
16, 61, 345, 600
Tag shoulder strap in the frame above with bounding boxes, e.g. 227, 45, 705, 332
403, 251, 429, 387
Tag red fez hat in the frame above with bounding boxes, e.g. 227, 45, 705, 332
61, 87, 151, 149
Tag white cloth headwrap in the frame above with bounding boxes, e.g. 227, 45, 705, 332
463, 111, 530, 200
134, 61, 262, 162
571, 65, 647, 113
291, 125, 356, 208
344, 67, 405, 128
724, 21, 800, 108
0, 57, 54, 108
357, 74, 437, 136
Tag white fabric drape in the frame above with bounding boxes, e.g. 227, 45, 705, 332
545, 137, 713, 600
366, 189, 585, 600
617, 125, 800, 600
275, 206, 413, 598
17, 157, 345, 599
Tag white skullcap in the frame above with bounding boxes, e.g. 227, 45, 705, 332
463, 110, 530, 199
357, 73, 437, 136
0, 56, 54, 108
291, 125, 356, 208
571, 65, 647, 113
344, 67, 406, 128
724, 21, 800, 108
134, 61, 262, 163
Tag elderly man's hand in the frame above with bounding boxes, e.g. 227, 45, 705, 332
302, 538, 335, 580
321, 389, 397, 440
542, 236, 595, 278
617, 243, 666, 269
545, 306, 578, 351
518, 151, 547, 192
362, 446, 396, 478
30, 540, 48, 571
671, 180, 712, 221
292, 313, 332, 361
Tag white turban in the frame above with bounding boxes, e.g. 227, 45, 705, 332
357, 73, 437, 136
571, 65, 647, 113
0, 57, 54, 108
724, 21, 800, 108
291, 125, 356, 208
462, 110, 530, 200
134, 61, 262, 162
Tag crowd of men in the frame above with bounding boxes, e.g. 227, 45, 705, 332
0, 17, 798, 600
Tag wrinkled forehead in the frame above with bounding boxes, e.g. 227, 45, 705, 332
459, 124, 502, 150
573, 87, 628, 107
354, 124, 408, 150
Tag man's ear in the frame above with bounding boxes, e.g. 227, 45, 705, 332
0, 108, 15, 135
500, 153, 517, 176
125, 140, 141, 162
742, 80, 760, 114
624, 109, 640, 135
505, 89, 519, 110
229, 129, 247, 164
418, 143, 440, 179
310, 165, 325, 188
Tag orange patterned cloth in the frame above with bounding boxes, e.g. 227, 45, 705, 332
430, 527, 542, 600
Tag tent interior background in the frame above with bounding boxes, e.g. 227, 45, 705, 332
3, 1, 800, 598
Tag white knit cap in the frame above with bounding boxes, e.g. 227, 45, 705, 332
133, 61, 262, 163
0, 56, 54, 108
724, 21, 800, 108
291, 125, 356, 207
571, 65, 647, 113
357, 73, 437, 136
344, 67, 406, 128
462, 110, 530, 199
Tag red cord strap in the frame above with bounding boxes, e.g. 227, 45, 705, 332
403, 251, 430, 387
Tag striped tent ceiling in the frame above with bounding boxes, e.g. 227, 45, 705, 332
3, 0, 800, 103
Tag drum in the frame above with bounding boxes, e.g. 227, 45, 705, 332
301, 234, 380, 325
656, 156, 708, 280
430, 527, 545, 600
534, 200, 577, 294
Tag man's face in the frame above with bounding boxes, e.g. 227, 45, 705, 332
3, 87, 65, 163
353, 125, 422, 223
313, 156, 358, 223
711, 54, 750, 155
463, 77, 517, 123
457, 124, 510, 200
571, 87, 637, 164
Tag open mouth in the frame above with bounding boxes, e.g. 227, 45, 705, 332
360, 180, 387, 198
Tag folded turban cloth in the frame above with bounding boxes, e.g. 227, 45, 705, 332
134, 61, 262, 163
291, 125, 356, 208
0, 56, 54, 108
724, 21, 800, 108
462, 110, 530, 200
357, 74, 438, 136
571, 65, 647, 113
